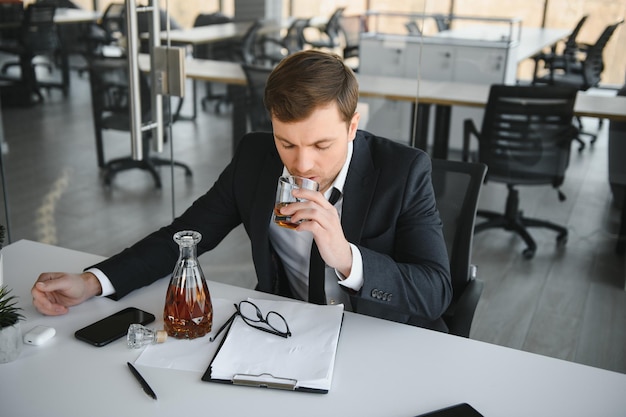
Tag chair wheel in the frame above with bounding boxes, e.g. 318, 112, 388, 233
522, 247, 536, 259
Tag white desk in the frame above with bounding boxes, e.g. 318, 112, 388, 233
435, 26, 568, 62
158, 17, 326, 45
53, 8, 100, 24
1, 240, 626, 417
160, 21, 254, 45
360, 26, 570, 146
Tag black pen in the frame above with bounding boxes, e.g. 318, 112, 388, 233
127, 361, 158, 400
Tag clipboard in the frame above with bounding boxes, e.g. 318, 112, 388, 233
201, 298, 344, 394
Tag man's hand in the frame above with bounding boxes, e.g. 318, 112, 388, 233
31, 272, 103, 315
281, 188, 353, 277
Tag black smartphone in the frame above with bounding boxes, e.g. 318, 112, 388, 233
416, 403, 484, 417
74, 307, 155, 347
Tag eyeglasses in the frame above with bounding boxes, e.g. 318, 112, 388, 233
209, 300, 292, 342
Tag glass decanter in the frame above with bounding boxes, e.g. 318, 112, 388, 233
163, 231, 213, 339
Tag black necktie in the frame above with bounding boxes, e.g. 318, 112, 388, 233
308, 187, 342, 305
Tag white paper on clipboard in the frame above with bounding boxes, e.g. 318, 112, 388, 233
207, 298, 344, 392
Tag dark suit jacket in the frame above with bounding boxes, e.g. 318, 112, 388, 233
94, 131, 452, 331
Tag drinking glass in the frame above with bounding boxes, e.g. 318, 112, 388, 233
273, 175, 319, 229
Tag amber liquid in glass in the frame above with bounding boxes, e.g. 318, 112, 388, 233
274, 202, 298, 229
163, 283, 212, 339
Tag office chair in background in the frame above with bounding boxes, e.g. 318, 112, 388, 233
432, 14, 451, 32
241, 64, 273, 133
303, 7, 345, 50
431, 159, 487, 338
531, 15, 588, 78
0, 2, 60, 102
86, 2, 126, 51
258, 17, 310, 65
462, 85, 578, 259
338, 14, 366, 72
87, 57, 192, 189
193, 12, 235, 113
533, 19, 623, 148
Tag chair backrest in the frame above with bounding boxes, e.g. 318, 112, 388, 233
323, 7, 345, 47
239, 20, 265, 65
579, 19, 623, 89
20, 2, 58, 55
241, 64, 273, 132
193, 12, 231, 27
405, 20, 422, 36
192, 12, 234, 61
281, 17, 309, 55
88, 57, 152, 130
339, 15, 365, 60
137, 8, 181, 34
432, 14, 450, 32
431, 159, 487, 337
561, 14, 588, 59
100, 2, 126, 43
0, 2, 24, 40
476, 85, 578, 188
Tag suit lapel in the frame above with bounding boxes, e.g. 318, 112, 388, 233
342, 135, 379, 243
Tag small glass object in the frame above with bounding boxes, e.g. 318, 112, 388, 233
163, 231, 213, 339
127, 324, 167, 349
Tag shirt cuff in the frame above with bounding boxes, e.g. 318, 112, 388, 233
336, 243, 364, 291
86, 268, 116, 297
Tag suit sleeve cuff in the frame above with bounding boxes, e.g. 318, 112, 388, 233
86, 267, 116, 297
336, 243, 364, 291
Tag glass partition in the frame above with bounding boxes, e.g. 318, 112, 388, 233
1, 1, 623, 259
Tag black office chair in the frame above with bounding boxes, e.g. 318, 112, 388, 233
531, 15, 589, 81
192, 12, 235, 113
432, 14, 451, 32
405, 21, 422, 36
259, 17, 310, 65
241, 63, 273, 133
87, 57, 192, 188
431, 159, 487, 338
303, 7, 345, 50
229, 20, 267, 66
533, 19, 623, 147
462, 85, 579, 259
83, 2, 126, 53
0, 2, 60, 103
338, 15, 366, 71
241, 64, 273, 133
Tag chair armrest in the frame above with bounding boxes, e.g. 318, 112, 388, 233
444, 275, 484, 338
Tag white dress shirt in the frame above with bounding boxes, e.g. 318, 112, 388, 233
268, 141, 364, 308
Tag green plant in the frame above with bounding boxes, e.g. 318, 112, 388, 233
0, 286, 24, 329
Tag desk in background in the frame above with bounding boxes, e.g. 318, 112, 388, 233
0, 7, 100, 95
158, 17, 326, 46
359, 23, 569, 146
355, 74, 626, 158
1, 239, 625, 417
141, 55, 626, 157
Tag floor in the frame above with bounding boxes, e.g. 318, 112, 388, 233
1, 62, 625, 375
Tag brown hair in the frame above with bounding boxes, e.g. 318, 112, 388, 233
264, 50, 359, 124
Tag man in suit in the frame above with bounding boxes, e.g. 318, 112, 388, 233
32, 50, 452, 331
